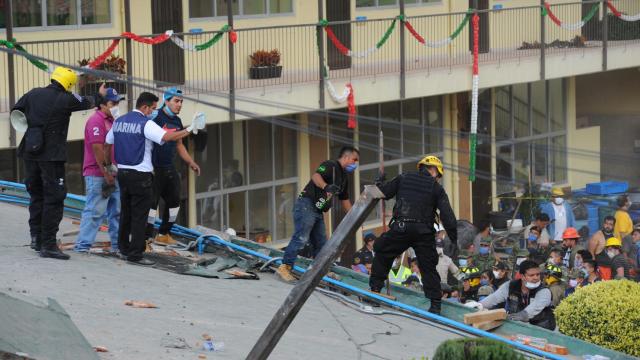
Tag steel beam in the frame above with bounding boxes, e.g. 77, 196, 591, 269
246, 185, 385, 360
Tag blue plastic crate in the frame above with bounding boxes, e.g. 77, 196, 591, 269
586, 181, 628, 195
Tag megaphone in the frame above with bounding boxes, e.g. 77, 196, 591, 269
10, 110, 27, 133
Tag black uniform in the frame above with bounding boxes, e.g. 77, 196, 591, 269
370, 169, 457, 302
151, 109, 184, 235
14, 82, 97, 251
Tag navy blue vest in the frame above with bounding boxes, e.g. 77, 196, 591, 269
113, 111, 147, 166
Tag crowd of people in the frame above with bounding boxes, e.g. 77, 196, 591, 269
351, 190, 640, 329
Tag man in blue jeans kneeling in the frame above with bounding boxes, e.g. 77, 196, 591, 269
74, 88, 124, 253
277, 147, 359, 282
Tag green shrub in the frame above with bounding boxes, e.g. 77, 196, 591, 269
555, 280, 640, 357
433, 338, 524, 360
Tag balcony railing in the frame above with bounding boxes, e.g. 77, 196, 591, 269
1, 0, 640, 114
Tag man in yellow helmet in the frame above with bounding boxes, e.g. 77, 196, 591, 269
606, 237, 631, 279
12, 66, 106, 260
369, 155, 457, 315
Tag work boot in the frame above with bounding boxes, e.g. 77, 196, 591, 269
127, 257, 156, 266
428, 298, 442, 315
276, 264, 296, 283
154, 234, 178, 246
30, 236, 41, 252
39, 248, 70, 260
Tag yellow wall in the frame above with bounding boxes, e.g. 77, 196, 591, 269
576, 68, 640, 116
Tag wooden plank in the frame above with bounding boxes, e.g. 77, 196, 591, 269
463, 309, 507, 325
472, 320, 503, 331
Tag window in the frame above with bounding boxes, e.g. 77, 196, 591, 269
4, 0, 110, 29
356, 0, 439, 7
190, 0, 293, 18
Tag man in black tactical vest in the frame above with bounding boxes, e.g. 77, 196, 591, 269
369, 155, 458, 315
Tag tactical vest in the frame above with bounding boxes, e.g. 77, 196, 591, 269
392, 170, 437, 223
114, 112, 147, 166
506, 280, 556, 330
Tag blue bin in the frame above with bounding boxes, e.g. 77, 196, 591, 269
586, 181, 628, 195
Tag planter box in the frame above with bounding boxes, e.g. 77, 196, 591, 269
80, 80, 127, 97
249, 66, 282, 80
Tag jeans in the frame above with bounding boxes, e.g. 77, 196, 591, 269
282, 197, 327, 266
74, 176, 120, 252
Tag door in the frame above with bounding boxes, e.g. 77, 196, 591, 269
151, 0, 185, 85
472, 90, 493, 223
326, 0, 351, 70
469, 0, 489, 54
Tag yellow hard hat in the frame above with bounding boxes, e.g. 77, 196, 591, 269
551, 187, 564, 197
606, 237, 622, 248
51, 66, 78, 91
417, 155, 444, 176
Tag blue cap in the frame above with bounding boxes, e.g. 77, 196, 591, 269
164, 87, 183, 101
104, 88, 124, 102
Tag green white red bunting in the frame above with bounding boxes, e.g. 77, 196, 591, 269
469, 13, 480, 182
543, 2, 599, 30
607, 1, 640, 22
404, 10, 472, 48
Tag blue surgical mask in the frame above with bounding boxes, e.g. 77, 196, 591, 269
162, 105, 175, 117
479, 296, 487, 301
480, 278, 489, 286
528, 234, 538, 242
147, 109, 158, 120
459, 259, 468, 267
345, 163, 358, 173
479, 247, 490, 255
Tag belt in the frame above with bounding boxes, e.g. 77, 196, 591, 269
392, 217, 428, 223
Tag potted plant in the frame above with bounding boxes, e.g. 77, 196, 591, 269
249, 49, 282, 79
78, 54, 127, 95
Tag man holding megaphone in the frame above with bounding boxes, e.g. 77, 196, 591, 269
12, 66, 107, 260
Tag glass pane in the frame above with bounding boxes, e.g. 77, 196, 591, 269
243, 0, 266, 15
248, 188, 272, 243
551, 136, 567, 182
358, 104, 378, 165
269, 0, 292, 13
14, 0, 42, 27
47, 0, 77, 26
195, 124, 220, 193
225, 191, 246, 233
549, 79, 565, 131
424, 96, 443, 153
380, 101, 401, 161
80, 0, 110, 24
495, 87, 511, 140
532, 138, 548, 183
402, 98, 422, 158
514, 142, 530, 185
248, 120, 272, 184
360, 166, 399, 223
221, 122, 245, 189
276, 183, 296, 240
190, 0, 214, 18
274, 121, 297, 179
356, 0, 375, 7
531, 80, 547, 135
379, 0, 397, 5
496, 145, 513, 195
216, 0, 240, 15
513, 83, 529, 138
198, 196, 222, 230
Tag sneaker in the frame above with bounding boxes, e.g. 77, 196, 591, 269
276, 264, 296, 283
154, 234, 178, 246
127, 257, 156, 266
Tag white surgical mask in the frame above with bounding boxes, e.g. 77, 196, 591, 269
569, 279, 578, 288
109, 106, 120, 119
607, 249, 616, 259
436, 247, 443, 255
525, 281, 541, 289
553, 197, 564, 205
492, 270, 502, 279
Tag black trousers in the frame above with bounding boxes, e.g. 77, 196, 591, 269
152, 167, 181, 235
369, 221, 441, 299
117, 169, 153, 261
24, 160, 67, 250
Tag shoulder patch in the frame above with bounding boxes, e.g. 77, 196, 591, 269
317, 165, 326, 173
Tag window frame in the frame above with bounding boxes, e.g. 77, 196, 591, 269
188, 0, 294, 20
356, 0, 442, 9
2, 0, 113, 32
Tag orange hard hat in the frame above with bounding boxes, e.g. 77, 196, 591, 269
562, 227, 579, 240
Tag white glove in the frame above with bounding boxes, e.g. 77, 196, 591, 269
463, 300, 484, 311
187, 112, 206, 134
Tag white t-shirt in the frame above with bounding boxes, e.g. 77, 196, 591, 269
106, 110, 166, 173
553, 203, 567, 241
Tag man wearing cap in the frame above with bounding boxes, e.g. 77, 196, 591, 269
74, 88, 124, 253
544, 263, 566, 307
353, 233, 375, 268
606, 237, 632, 279
561, 227, 584, 270
435, 237, 462, 285
523, 213, 550, 249
492, 261, 510, 289
540, 187, 575, 245
148, 88, 201, 246
473, 237, 494, 272
370, 155, 457, 315
13, 67, 107, 260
